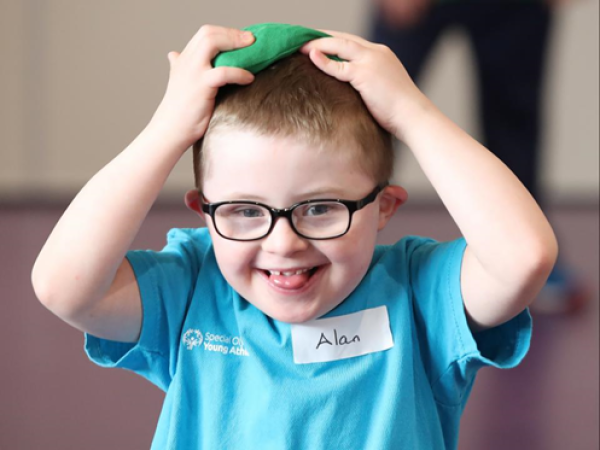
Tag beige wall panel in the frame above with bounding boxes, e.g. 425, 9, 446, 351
544, 1, 600, 201
2, 0, 598, 202
36, 0, 369, 202
0, 0, 26, 197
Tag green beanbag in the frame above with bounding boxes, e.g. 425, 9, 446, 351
213, 23, 342, 74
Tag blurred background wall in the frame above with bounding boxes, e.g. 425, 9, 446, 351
0, 0, 598, 205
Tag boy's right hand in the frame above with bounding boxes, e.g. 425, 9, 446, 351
32, 25, 255, 344
148, 25, 255, 149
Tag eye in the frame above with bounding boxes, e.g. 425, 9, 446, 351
304, 204, 331, 216
235, 207, 265, 218
217, 204, 267, 219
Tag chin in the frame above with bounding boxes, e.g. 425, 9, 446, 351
267, 308, 318, 324
266, 300, 342, 324
254, 302, 322, 324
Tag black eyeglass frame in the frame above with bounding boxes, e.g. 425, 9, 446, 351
200, 183, 388, 242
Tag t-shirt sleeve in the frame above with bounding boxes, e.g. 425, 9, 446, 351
408, 237, 532, 407
84, 228, 210, 392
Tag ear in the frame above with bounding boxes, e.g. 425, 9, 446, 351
184, 189, 205, 219
377, 185, 408, 231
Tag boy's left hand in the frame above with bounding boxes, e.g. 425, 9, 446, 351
303, 31, 558, 332
300, 31, 430, 142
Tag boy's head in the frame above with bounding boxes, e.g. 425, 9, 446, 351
193, 53, 394, 190
185, 53, 407, 323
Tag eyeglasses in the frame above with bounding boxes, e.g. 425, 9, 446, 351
201, 184, 387, 241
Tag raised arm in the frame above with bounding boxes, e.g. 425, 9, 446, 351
301, 32, 557, 331
398, 99, 557, 330
31, 26, 255, 342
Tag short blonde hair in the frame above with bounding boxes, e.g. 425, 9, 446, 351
193, 53, 393, 189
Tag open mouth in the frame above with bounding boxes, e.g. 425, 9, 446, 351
260, 266, 321, 290
264, 267, 318, 276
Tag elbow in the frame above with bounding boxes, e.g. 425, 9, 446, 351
534, 233, 559, 280
31, 260, 56, 310
521, 234, 559, 305
32, 259, 47, 304
31, 271, 80, 321
524, 221, 559, 278
32, 259, 101, 322
31, 259, 74, 317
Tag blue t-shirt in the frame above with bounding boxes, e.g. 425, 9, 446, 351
85, 228, 531, 450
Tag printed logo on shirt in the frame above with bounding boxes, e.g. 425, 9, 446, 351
182, 328, 249, 357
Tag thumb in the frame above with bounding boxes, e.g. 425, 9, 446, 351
167, 51, 180, 66
309, 49, 351, 83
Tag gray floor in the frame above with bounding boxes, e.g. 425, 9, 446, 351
1, 204, 598, 449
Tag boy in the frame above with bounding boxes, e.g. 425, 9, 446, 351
32, 24, 557, 449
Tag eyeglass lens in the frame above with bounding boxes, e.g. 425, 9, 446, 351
214, 202, 350, 240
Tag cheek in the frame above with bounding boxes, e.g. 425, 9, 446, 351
210, 234, 256, 278
322, 232, 376, 275
331, 215, 379, 273
347, 211, 379, 250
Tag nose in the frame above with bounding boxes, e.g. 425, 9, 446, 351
261, 217, 309, 256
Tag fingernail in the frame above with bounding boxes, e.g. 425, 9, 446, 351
241, 31, 254, 41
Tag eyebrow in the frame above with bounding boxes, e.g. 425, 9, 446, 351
218, 188, 350, 203
297, 188, 349, 199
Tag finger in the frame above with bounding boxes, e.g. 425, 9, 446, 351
301, 37, 365, 62
185, 25, 255, 64
307, 48, 353, 83
167, 51, 180, 66
203, 66, 255, 89
316, 29, 372, 46
185, 24, 247, 50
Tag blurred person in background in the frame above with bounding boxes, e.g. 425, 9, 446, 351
370, 0, 590, 314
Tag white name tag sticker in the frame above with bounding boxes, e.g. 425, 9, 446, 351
290, 306, 394, 364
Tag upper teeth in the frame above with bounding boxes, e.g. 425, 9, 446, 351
270, 268, 312, 276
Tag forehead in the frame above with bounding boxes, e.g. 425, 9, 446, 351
202, 130, 375, 203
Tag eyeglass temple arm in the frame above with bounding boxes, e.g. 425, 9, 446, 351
356, 182, 389, 209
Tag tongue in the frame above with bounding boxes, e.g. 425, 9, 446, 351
269, 271, 311, 289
